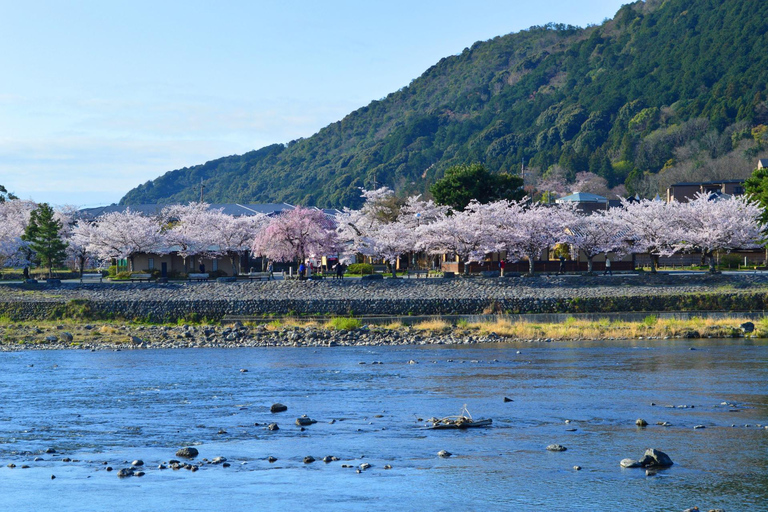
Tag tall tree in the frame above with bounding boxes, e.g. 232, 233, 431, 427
0, 184, 18, 203
251, 207, 339, 264
22, 203, 68, 278
430, 164, 524, 211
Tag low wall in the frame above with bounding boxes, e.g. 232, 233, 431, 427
2, 291, 768, 322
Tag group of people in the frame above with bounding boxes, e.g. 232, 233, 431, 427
294, 261, 346, 280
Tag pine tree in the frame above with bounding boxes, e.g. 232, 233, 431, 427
22, 203, 68, 278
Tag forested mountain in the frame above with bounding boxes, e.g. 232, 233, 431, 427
120, 0, 768, 208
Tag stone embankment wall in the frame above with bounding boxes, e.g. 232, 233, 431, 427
0, 274, 767, 322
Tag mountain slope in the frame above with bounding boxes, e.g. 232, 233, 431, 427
121, 0, 768, 208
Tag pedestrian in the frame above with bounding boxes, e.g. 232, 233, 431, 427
559, 256, 565, 275
499, 259, 506, 277
199, 263, 205, 273
267, 261, 274, 280
604, 256, 612, 276
22, 266, 29, 279
298, 262, 306, 280
336, 262, 345, 280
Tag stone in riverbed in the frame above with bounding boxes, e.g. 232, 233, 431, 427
117, 468, 134, 478
270, 403, 288, 413
636, 418, 648, 427
546, 444, 567, 452
296, 415, 317, 426
211, 456, 227, 464
638, 448, 673, 468
268, 456, 277, 463
620, 458, 641, 468
303, 456, 315, 464
131, 460, 144, 467
438, 450, 451, 458
176, 447, 199, 458
267, 423, 279, 431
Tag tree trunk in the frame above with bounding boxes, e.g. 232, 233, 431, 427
708, 250, 717, 274
528, 255, 535, 276
79, 255, 86, 278
650, 254, 658, 273
587, 256, 593, 274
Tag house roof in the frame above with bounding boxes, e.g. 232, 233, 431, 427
555, 192, 608, 204
670, 179, 745, 187
759, 158, 768, 167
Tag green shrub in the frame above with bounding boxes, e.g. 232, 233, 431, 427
642, 315, 658, 326
326, 317, 362, 330
347, 263, 373, 275
108, 265, 118, 277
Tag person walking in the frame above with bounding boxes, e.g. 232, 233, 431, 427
604, 256, 612, 276
336, 262, 345, 279
499, 259, 506, 277
298, 262, 306, 280
559, 256, 566, 275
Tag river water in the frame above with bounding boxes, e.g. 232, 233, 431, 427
0, 339, 765, 511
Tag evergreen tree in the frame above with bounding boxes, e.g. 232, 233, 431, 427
430, 163, 524, 211
0, 184, 18, 203
22, 203, 68, 278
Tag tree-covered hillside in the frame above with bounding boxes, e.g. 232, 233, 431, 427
121, 0, 768, 208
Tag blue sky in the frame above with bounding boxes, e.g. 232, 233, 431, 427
0, 0, 628, 207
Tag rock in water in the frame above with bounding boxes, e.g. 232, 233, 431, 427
503, 397, 513, 403
117, 468, 134, 478
176, 447, 199, 458
303, 456, 315, 464
267, 423, 279, 431
438, 450, 451, 458
296, 415, 317, 426
267, 456, 277, 463
620, 458, 641, 468
270, 403, 288, 413
741, 321, 755, 333
638, 448, 673, 468
636, 418, 648, 427
546, 444, 567, 452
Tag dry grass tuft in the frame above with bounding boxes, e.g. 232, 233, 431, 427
413, 319, 451, 331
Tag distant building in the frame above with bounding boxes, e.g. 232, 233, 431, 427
555, 192, 609, 214
79, 202, 296, 220
666, 180, 745, 203
758, 158, 768, 170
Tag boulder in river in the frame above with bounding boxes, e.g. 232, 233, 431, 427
546, 444, 567, 452
636, 418, 648, 427
438, 450, 452, 458
638, 448, 673, 468
620, 458, 641, 468
303, 456, 315, 464
270, 403, 288, 413
267, 423, 279, 431
176, 447, 199, 458
117, 468, 134, 478
296, 415, 317, 426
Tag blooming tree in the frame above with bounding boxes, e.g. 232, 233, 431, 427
209, 211, 267, 274
251, 206, 339, 264
0, 200, 35, 268
417, 200, 500, 274
675, 193, 764, 273
563, 208, 629, 274
500, 201, 577, 276
161, 203, 221, 268
614, 198, 683, 273
87, 208, 166, 271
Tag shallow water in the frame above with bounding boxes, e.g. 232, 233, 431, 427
0, 339, 766, 511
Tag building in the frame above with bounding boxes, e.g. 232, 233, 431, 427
758, 159, 768, 170
555, 192, 609, 214
666, 180, 745, 203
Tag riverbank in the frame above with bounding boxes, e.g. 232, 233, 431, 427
0, 314, 763, 351
1, 273, 768, 322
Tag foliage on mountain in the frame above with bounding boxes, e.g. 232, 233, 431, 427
22, 203, 68, 278
0, 184, 18, 203
120, 0, 768, 208
744, 167, 768, 225
430, 163, 524, 210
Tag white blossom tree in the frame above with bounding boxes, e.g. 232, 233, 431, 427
675, 193, 764, 273
209, 212, 267, 274
563, 208, 629, 274
161, 203, 220, 269
88, 209, 166, 271
0, 200, 36, 268
614, 198, 683, 273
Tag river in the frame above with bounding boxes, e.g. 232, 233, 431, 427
0, 339, 766, 511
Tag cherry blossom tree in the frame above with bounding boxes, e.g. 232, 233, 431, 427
500, 201, 577, 276
87, 208, 166, 271
161, 203, 220, 269
251, 206, 339, 264
614, 198, 683, 273
0, 200, 36, 268
417, 200, 500, 274
563, 208, 628, 274
209, 212, 267, 274
675, 193, 764, 273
